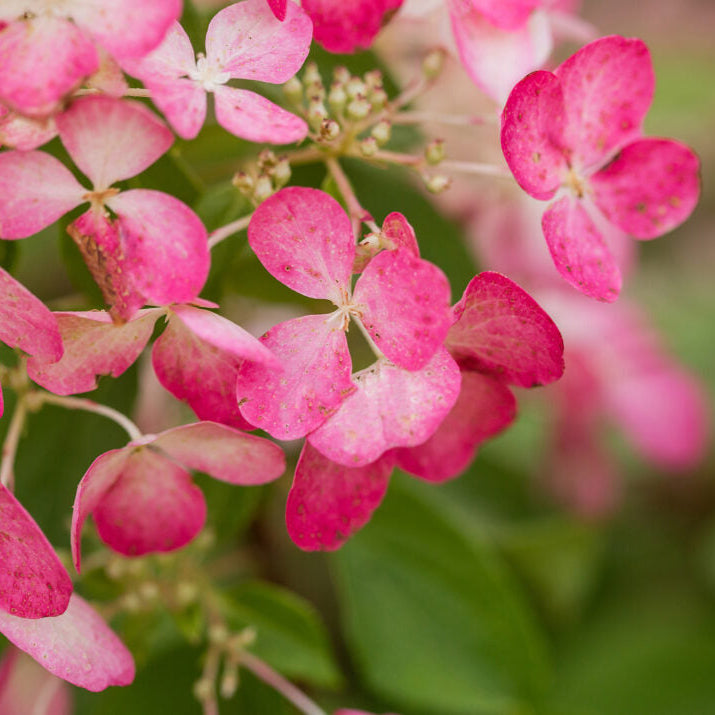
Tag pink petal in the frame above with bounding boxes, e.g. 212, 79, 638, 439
213, 85, 308, 144
380, 211, 420, 256
27, 310, 160, 395
266, 0, 288, 21
353, 249, 452, 370
248, 187, 354, 302
460, 0, 539, 30
286, 443, 393, 551
84, 45, 129, 97
121, 22, 197, 80
555, 35, 654, 171
541, 196, 621, 302
450, 5, 552, 104
0, 594, 135, 691
302, 0, 404, 53
0, 267, 63, 362
309, 349, 461, 467
238, 314, 355, 440
0, 107, 57, 150
152, 306, 278, 428
0, 486, 72, 619
56, 96, 173, 189
144, 77, 207, 140
393, 372, 517, 482
0, 151, 85, 239
589, 138, 700, 240
446, 271, 564, 386
92, 449, 207, 557
152, 421, 286, 485
107, 190, 209, 305
206, 0, 312, 82
0, 17, 98, 117
500, 70, 567, 200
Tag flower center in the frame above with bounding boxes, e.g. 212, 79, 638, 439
564, 168, 586, 199
189, 55, 230, 92
83, 187, 120, 210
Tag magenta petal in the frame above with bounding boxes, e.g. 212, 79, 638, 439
0, 594, 135, 691
0, 267, 62, 362
354, 249, 452, 370
266, 0, 288, 21
27, 310, 160, 395
286, 443, 393, 551
380, 212, 419, 256
501, 70, 567, 200
446, 271, 564, 387
152, 422, 286, 485
238, 314, 355, 440
555, 35, 654, 170
248, 187, 355, 302
541, 196, 621, 302
108, 190, 209, 306
0, 17, 97, 117
207, 0, 312, 83
56, 96, 173, 189
93, 449, 207, 557
0, 151, 85, 239
590, 138, 700, 240
0, 485, 72, 619
213, 85, 308, 144
393, 372, 516, 482
309, 349, 461, 467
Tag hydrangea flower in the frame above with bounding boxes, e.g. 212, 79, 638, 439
122, 0, 312, 143
0, 95, 209, 320
500, 35, 700, 301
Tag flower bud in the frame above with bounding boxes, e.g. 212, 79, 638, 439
320, 118, 341, 141
364, 69, 383, 89
303, 61, 321, 85
424, 174, 451, 194
208, 624, 229, 645
232, 171, 254, 194
193, 678, 214, 703
176, 581, 199, 606
370, 87, 387, 111
359, 136, 378, 157
257, 149, 277, 170
422, 48, 446, 79
283, 76, 303, 104
304, 80, 325, 102
371, 120, 391, 146
139, 581, 159, 601
328, 82, 347, 113
307, 98, 328, 129
424, 138, 445, 165
346, 77, 367, 99
272, 157, 291, 187
346, 97, 371, 120
333, 66, 350, 84
253, 175, 274, 203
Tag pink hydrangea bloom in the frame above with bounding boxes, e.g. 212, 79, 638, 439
0, 95, 209, 320
0, 0, 180, 117
72, 422, 286, 567
501, 35, 700, 301
122, 0, 312, 142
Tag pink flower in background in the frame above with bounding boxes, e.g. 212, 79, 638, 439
267, 0, 288, 21
123, 0, 312, 143
0, 0, 180, 117
501, 35, 700, 301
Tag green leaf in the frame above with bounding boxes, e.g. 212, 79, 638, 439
332, 476, 551, 715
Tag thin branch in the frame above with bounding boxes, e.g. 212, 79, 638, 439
0, 398, 27, 491
208, 213, 252, 249
325, 156, 376, 236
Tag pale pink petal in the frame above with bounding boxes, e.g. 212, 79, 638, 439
589, 138, 700, 240
353, 249, 452, 370
266, 0, 288, 21
302, 0, 404, 53
450, 5, 552, 104
152, 421, 286, 485
206, 0, 312, 82
0, 594, 135, 691
121, 22, 197, 80
393, 372, 516, 482
380, 211, 419, 256
248, 187, 354, 302
500, 70, 567, 200
27, 310, 160, 395
0, 17, 97, 117
85, 46, 129, 97
56, 96, 173, 189
541, 196, 621, 302
0, 108, 57, 150
70, 0, 181, 60
213, 85, 308, 144
92, 449, 206, 557
144, 78, 207, 140
460, 0, 539, 30
0, 485, 72, 619
0, 267, 62, 361
107, 190, 209, 305
555, 35, 654, 171
309, 349, 461, 467
446, 271, 564, 386
286, 443, 393, 551
0, 151, 85, 239
238, 314, 355, 440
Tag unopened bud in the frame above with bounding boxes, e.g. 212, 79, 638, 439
320, 118, 341, 141
220, 668, 239, 699
120, 592, 141, 612
283, 76, 303, 104
369, 87, 387, 110
304, 80, 325, 102
359, 136, 378, 157
209, 624, 229, 645
364, 69, 383, 89
303, 61, 321, 85
328, 82, 347, 113
193, 678, 214, 703
232, 171, 254, 194
106, 557, 125, 580
346, 77, 367, 99
424, 138, 445, 165
253, 175, 273, 203
333, 66, 350, 84
371, 120, 391, 146
139, 581, 159, 601
257, 149, 277, 170
422, 48, 445, 79
424, 174, 451, 194
176, 581, 199, 606
307, 98, 328, 129
346, 97, 371, 120
272, 157, 291, 187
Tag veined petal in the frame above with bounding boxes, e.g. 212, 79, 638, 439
238, 314, 354, 440
590, 138, 700, 239
121, 22, 197, 80
380, 212, 419, 256
456, 0, 539, 30
446, 271, 564, 386
248, 187, 354, 302
144, 77, 207, 140
0, 594, 135, 691
308, 349, 461, 467
542, 196, 621, 302
56, 96, 173, 189
353, 249, 452, 370
286, 443, 393, 551
207, 0, 312, 82
0, 107, 57, 151
213, 85, 308, 144
0, 151, 85, 239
